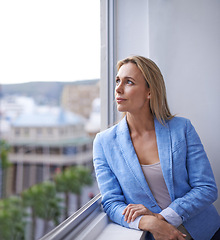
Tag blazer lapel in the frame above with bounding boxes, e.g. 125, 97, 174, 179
154, 119, 175, 201
116, 117, 157, 205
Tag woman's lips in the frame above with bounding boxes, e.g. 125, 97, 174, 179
116, 97, 127, 103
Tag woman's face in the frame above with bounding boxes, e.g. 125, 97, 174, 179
115, 62, 150, 114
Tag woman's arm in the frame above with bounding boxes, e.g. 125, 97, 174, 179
139, 215, 186, 240
93, 133, 129, 228
122, 203, 187, 239
168, 119, 218, 223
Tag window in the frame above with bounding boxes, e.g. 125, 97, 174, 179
15, 128, 20, 136
47, 128, 53, 135
36, 128, 42, 136
0, 1, 100, 239
24, 128, 29, 137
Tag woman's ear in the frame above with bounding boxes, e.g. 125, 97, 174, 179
147, 91, 151, 99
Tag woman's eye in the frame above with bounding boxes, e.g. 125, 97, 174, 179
115, 79, 120, 85
115, 79, 133, 85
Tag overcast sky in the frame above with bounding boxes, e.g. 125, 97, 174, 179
0, 0, 100, 84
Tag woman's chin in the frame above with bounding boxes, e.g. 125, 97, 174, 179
117, 106, 127, 112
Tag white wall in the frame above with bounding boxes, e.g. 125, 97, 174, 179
148, 0, 220, 211
116, 0, 149, 60
101, 0, 220, 211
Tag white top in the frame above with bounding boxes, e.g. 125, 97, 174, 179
129, 162, 183, 230
141, 162, 171, 210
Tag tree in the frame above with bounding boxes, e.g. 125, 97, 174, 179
0, 196, 26, 240
22, 181, 62, 240
54, 165, 93, 219
0, 140, 12, 198
74, 165, 94, 210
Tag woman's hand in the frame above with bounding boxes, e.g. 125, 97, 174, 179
122, 204, 186, 239
122, 204, 155, 223
139, 215, 186, 240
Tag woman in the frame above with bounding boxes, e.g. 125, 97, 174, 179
93, 56, 220, 239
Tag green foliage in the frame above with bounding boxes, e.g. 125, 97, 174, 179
0, 140, 12, 169
0, 196, 26, 240
54, 165, 93, 217
55, 166, 93, 195
0, 162, 93, 238
22, 181, 62, 225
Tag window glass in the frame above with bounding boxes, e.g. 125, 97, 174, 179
0, 1, 100, 239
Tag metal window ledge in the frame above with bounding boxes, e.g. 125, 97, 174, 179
40, 193, 145, 240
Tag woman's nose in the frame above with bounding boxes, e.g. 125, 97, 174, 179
115, 82, 123, 93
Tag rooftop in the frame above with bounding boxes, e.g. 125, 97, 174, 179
9, 136, 92, 147
12, 109, 85, 127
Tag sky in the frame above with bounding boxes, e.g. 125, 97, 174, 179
0, 0, 100, 84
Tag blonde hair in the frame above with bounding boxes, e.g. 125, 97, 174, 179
117, 55, 174, 124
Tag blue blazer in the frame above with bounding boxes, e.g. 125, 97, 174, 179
93, 116, 220, 240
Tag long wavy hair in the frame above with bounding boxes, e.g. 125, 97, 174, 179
117, 55, 174, 124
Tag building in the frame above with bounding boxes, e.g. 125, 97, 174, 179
85, 98, 101, 136
6, 108, 93, 196
0, 96, 36, 140
61, 80, 99, 119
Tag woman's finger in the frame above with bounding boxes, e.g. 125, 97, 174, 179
123, 204, 139, 221
124, 205, 139, 222
122, 204, 133, 215
131, 209, 144, 222
126, 208, 135, 223
124, 204, 149, 223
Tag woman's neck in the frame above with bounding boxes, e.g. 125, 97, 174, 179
126, 111, 154, 135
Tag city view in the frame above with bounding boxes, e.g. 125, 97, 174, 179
0, 0, 100, 239
0, 80, 100, 239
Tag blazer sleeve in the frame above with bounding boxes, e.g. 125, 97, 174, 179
169, 119, 218, 223
93, 133, 129, 228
